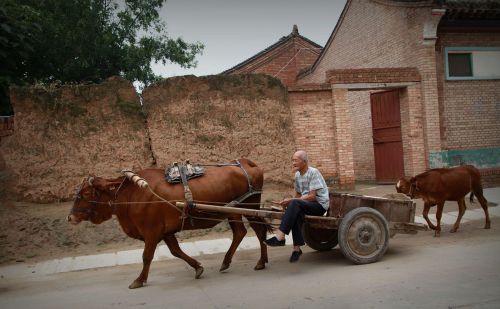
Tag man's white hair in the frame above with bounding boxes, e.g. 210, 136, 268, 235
295, 150, 308, 162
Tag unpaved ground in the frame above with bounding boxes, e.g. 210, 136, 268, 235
1, 217, 499, 309
0, 182, 293, 265
1, 182, 494, 265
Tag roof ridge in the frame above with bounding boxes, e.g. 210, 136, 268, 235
221, 27, 322, 75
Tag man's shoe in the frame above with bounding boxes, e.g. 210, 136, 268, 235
264, 236, 285, 247
289, 249, 302, 262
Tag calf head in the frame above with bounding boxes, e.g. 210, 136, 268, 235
395, 176, 422, 199
395, 177, 412, 195
67, 176, 121, 225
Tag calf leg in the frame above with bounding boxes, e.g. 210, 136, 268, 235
248, 217, 269, 270
450, 198, 466, 233
434, 202, 444, 237
422, 202, 437, 230
164, 234, 204, 279
220, 218, 247, 272
129, 237, 159, 289
475, 192, 491, 229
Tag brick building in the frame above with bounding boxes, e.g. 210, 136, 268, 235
222, 25, 322, 86
289, 0, 500, 188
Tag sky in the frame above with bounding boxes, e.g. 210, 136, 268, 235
152, 0, 347, 78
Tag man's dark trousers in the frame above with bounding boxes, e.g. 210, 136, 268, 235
279, 199, 326, 246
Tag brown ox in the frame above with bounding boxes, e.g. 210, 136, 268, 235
396, 165, 490, 236
67, 159, 270, 289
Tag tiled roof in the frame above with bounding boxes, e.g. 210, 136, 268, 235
221, 25, 322, 75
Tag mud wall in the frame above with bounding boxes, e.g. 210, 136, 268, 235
1, 74, 295, 202
143, 74, 294, 183
0, 77, 153, 202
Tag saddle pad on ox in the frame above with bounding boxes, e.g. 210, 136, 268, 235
165, 162, 205, 184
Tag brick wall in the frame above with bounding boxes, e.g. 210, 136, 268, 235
347, 90, 375, 181
290, 0, 498, 184
288, 86, 338, 181
298, 0, 443, 169
332, 88, 355, 187
299, 0, 428, 84
481, 168, 500, 188
230, 36, 321, 86
436, 31, 500, 151
399, 85, 427, 176
327, 68, 421, 84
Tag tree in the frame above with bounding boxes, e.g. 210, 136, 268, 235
1, 0, 204, 86
0, 1, 41, 114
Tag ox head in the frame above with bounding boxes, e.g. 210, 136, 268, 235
67, 176, 121, 225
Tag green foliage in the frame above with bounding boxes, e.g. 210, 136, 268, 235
0, 1, 41, 114
0, 0, 203, 87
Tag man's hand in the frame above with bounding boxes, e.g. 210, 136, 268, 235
280, 198, 293, 209
270, 198, 293, 210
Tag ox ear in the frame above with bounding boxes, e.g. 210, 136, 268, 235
91, 178, 120, 192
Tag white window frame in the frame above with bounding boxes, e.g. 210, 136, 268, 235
445, 47, 500, 81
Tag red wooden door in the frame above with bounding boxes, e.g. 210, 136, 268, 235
370, 90, 404, 183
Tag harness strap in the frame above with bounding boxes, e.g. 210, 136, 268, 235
236, 160, 253, 192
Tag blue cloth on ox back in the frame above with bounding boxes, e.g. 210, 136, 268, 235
165, 161, 205, 183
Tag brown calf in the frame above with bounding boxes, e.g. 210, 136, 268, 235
396, 165, 491, 236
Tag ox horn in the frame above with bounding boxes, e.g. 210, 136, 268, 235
121, 170, 149, 189
87, 176, 94, 186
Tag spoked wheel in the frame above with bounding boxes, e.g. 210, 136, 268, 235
338, 207, 389, 264
302, 223, 338, 251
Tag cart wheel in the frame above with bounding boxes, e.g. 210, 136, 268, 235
302, 223, 338, 251
338, 207, 389, 264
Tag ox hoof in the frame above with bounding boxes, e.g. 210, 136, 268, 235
434, 232, 441, 237
128, 280, 144, 289
219, 263, 230, 272
485, 223, 491, 229
450, 228, 458, 233
195, 266, 204, 279
254, 263, 265, 271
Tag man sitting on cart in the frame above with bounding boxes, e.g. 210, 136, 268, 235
265, 150, 329, 262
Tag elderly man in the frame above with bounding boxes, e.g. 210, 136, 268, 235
265, 150, 329, 262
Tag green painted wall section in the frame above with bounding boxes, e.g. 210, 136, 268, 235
429, 147, 500, 169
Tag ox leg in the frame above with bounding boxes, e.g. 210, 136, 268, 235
422, 202, 437, 230
451, 198, 466, 233
164, 234, 204, 279
434, 203, 444, 237
129, 238, 159, 289
248, 218, 269, 270
475, 193, 491, 229
220, 218, 247, 272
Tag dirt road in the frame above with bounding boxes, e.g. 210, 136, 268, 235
1, 217, 499, 309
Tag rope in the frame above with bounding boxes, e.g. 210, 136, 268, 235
145, 185, 183, 214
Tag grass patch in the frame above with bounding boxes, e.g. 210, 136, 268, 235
116, 100, 143, 118
218, 114, 234, 129
195, 134, 224, 145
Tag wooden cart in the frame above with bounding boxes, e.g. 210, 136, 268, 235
177, 192, 427, 265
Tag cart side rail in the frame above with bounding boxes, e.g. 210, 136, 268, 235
329, 192, 416, 224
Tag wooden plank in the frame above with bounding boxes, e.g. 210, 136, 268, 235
175, 202, 338, 229
390, 222, 428, 234
176, 202, 284, 219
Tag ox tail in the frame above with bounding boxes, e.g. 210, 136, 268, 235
470, 192, 475, 203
